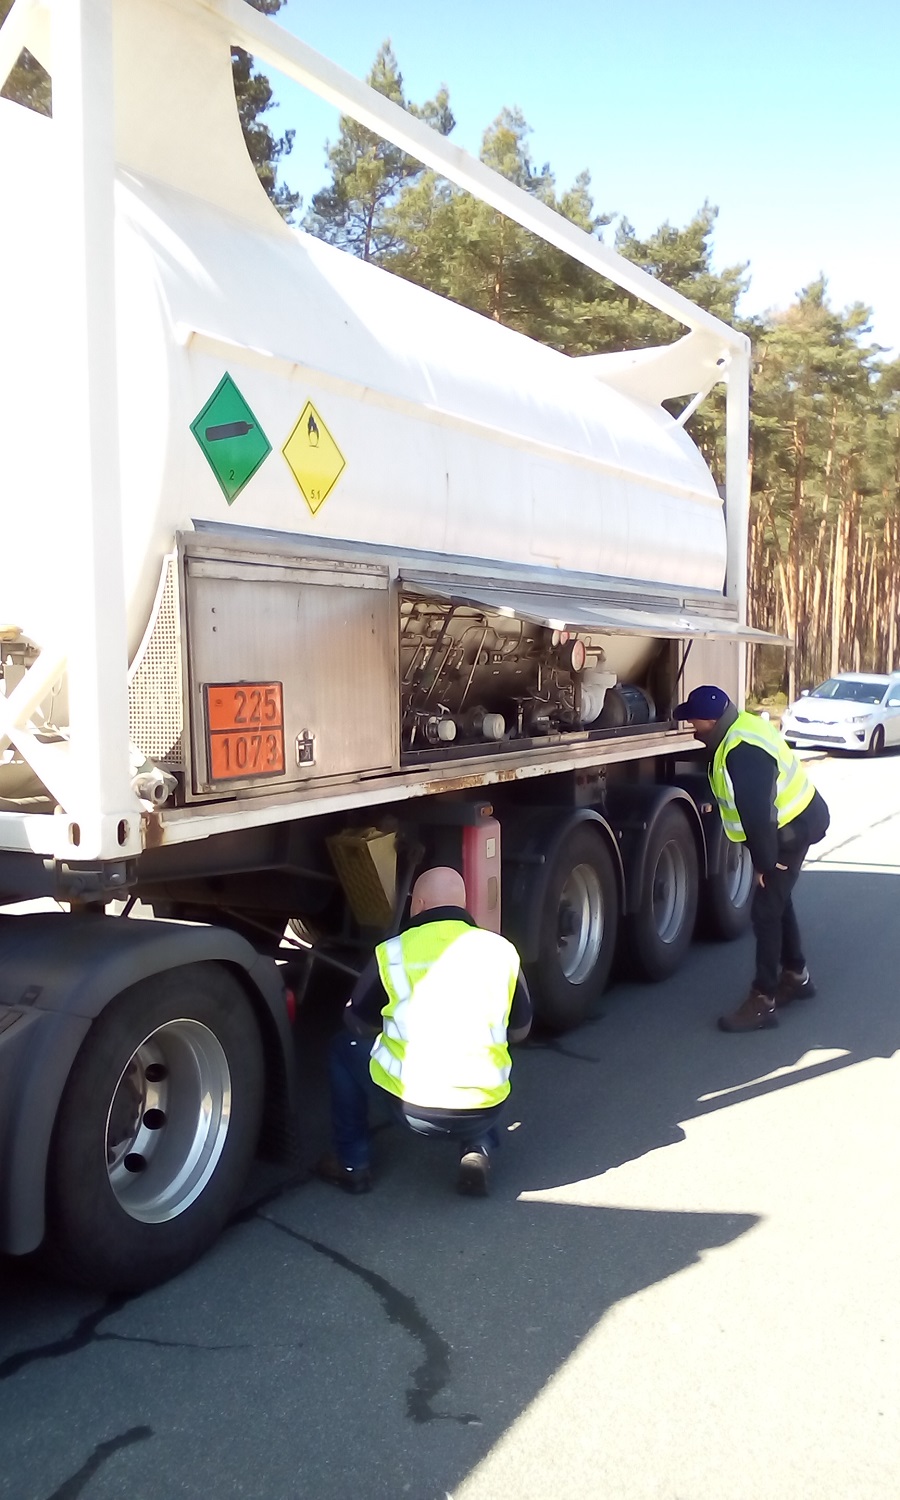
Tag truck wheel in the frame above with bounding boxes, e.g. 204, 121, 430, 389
625, 805, 699, 981
529, 826, 619, 1031
44, 965, 264, 1293
703, 839, 754, 940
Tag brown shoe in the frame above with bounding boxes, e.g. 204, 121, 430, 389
314, 1151, 372, 1194
718, 988, 778, 1032
774, 968, 816, 1006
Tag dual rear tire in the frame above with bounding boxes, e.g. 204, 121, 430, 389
702, 838, 754, 940
624, 805, 700, 982
529, 825, 620, 1032
524, 804, 752, 1031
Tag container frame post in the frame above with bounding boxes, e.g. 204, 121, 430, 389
48, 0, 141, 860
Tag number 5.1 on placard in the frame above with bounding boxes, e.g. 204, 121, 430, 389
204, 681, 286, 782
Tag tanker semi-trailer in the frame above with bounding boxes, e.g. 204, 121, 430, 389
0, 0, 776, 1290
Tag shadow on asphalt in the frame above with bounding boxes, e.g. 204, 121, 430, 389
0, 868, 896, 1500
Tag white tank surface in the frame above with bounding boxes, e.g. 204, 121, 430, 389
0, 0, 727, 670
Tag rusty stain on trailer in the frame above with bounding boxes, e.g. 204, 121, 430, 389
418, 767, 521, 796
142, 809, 165, 849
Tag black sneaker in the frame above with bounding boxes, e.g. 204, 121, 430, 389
457, 1150, 491, 1197
718, 988, 778, 1032
314, 1151, 372, 1195
775, 968, 816, 1006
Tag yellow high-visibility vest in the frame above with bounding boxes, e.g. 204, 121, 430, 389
710, 711, 814, 843
369, 920, 520, 1109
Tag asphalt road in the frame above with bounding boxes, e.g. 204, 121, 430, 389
2, 751, 899, 1500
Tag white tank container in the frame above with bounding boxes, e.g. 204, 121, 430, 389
0, 0, 726, 669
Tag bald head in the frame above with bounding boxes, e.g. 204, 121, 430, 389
410, 866, 466, 916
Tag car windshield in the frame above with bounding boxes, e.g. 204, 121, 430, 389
810, 678, 888, 705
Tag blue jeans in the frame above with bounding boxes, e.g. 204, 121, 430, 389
328, 1031, 503, 1171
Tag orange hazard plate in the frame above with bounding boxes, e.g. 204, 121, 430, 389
205, 682, 285, 781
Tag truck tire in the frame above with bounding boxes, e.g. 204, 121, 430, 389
44, 964, 264, 1293
528, 825, 619, 1032
625, 805, 699, 981
702, 839, 754, 940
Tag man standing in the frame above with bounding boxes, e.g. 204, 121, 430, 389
316, 866, 531, 1195
676, 685, 830, 1032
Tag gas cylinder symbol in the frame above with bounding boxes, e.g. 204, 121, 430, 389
307, 413, 320, 447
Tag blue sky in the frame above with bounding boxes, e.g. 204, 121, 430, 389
266, 0, 899, 355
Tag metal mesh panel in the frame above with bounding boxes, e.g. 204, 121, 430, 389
128, 556, 184, 767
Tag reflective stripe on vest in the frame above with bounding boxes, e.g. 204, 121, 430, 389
710, 711, 815, 843
369, 920, 520, 1109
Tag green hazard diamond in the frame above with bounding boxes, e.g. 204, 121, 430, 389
190, 373, 271, 504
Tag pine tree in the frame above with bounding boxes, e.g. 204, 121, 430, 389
303, 41, 454, 260
383, 109, 610, 346
232, 0, 298, 219
747, 281, 890, 695
557, 203, 748, 358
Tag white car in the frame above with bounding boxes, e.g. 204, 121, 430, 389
781, 672, 900, 755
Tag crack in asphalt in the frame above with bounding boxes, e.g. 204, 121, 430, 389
0, 1299, 129, 1381
43, 1426, 153, 1500
259, 1212, 481, 1427
0, 1298, 291, 1381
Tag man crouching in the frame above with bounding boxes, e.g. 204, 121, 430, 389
316, 866, 531, 1196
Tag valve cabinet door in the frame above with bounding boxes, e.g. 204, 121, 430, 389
184, 553, 396, 796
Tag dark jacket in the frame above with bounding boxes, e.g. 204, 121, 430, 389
727, 743, 829, 873
703, 703, 829, 872
344, 905, 533, 1043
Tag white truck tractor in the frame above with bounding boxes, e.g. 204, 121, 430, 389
0, 0, 775, 1291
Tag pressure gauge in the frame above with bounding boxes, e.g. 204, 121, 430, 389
565, 638, 586, 673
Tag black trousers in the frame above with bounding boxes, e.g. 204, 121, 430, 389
750, 846, 809, 996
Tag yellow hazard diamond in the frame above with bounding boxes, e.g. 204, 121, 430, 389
282, 400, 346, 515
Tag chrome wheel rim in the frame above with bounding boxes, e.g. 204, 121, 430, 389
652, 841, 689, 944
557, 863, 605, 984
105, 1020, 232, 1224
724, 842, 753, 908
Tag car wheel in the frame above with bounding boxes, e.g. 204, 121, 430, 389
866, 725, 885, 757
